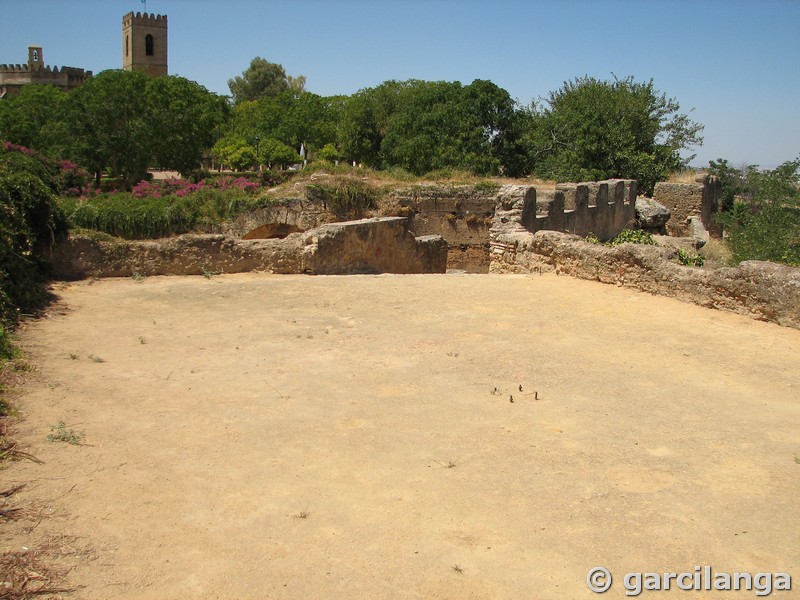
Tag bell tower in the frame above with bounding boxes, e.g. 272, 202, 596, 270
122, 12, 168, 77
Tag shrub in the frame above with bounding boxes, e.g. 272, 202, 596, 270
713, 158, 799, 266
608, 229, 657, 246
305, 177, 378, 220
676, 248, 704, 267
58, 183, 280, 240
0, 143, 68, 335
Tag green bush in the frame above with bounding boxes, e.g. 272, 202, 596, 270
58, 188, 280, 240
676, 248, 705, 267
0, 144, 68, 336
715, 158, 800, 266
305, 178, 378, 220
608, 229, 657, 246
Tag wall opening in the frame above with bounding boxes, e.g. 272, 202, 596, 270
145, 34, 154, 56
242, 223, 305, 240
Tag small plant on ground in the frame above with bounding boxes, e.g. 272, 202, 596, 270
200, 265, 220, 279
47, 421, 84, 445
676, 247, 705, 267
608, 229, 657, 247
131, 271, 145, 282
584, 233, 601, 244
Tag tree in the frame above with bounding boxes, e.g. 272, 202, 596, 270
260, 138, 301, 170
318, 143, 340, 162
68, 69, 152, 188
212, 134, 256, 171
0, 84, 71, 157
228, 57, 305, 104
715, 158, 800, 265
146, 76, 229, 175
337, 80, 406, 168
338, 79, 524, 176
522, 76, 703, 194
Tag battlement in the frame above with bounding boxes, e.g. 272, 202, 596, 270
123, 12, 167, 26
0, 64, 29, 72
491, 179, 637, 243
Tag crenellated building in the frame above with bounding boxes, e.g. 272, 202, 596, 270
0, 46, 92, 98
0, 11, 168, 99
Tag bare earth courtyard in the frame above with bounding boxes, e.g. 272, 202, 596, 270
3, 273, 799, 599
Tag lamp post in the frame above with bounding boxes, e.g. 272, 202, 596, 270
254, 136, 261, 172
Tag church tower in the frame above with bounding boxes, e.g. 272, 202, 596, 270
122, 12, 168, 77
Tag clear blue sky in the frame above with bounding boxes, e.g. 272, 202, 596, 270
1, 0, 798, 169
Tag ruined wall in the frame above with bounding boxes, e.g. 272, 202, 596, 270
489, 229, 800, 330
388, 185, 496, 272
221, 198, 332, 238
489, 179, 637, 260
388, 179, 635, 272
46, 217, 447, 279
653, 176, 722, 237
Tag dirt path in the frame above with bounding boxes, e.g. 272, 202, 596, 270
3, 273, 799, 599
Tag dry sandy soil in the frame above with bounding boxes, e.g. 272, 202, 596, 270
2, 273, 799, 599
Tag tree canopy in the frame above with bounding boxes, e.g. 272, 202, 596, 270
227, 57, 306, 104
0, 66, 706, 193
522, 76, 703, 194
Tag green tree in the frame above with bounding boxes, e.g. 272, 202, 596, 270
716, 158, 800, 265
212, 134, 256, 171
0, 84, 71, 156
146, 76, 229, 175
260, 138, 301, 170
68, 69, 152, 188
318, 143, 340, 162
337, 80, 406, 168
337, 79, 523, 176
523, 76, 703, 194
228, 57, 305, 104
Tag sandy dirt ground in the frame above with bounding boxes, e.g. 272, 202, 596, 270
2, 272, 799, 599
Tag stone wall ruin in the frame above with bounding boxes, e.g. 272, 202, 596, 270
47, 217, 448, 279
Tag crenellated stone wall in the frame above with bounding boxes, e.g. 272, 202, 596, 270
0, 61, 91, 96
388, 180, 636, 272
489, 179, 637, 261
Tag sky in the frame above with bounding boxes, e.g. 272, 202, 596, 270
1, 0, 798, 169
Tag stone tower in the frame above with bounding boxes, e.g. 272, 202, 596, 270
28, 47, 44, 70
122, 12, 168, 77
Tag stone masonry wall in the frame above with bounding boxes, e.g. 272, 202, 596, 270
389, 180, 636, 272
489, 229, 800, 330
489, 180, 637, 261
653, 175, 722, 237
46, 217, 447, 279
389, 185, 496, 272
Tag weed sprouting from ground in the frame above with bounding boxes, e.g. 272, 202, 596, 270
200, 265, 220, 279
676, 247, 705, 267
451, 564, 464, 574
47, 421, 84, 445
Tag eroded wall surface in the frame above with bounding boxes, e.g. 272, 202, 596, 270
653, 176, 722, 237
47, 217, 447, 278
489, 229, 800, 330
